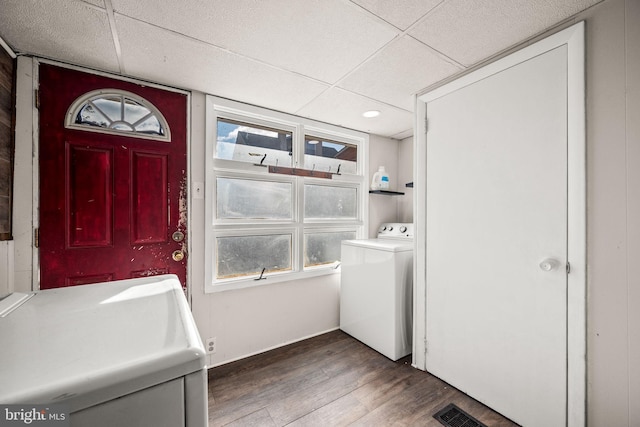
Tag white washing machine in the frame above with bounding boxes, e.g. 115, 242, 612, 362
340, 223, 413, 361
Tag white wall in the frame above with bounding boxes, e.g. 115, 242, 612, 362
369, 134, 413, 228
187, 92, 342, 367
397, 136, 413, 223
189, 93, 404, 367
9, 56, 35, 293
582, 0, 639, 425
0, 241, 13, 297
368, 134, 399, 237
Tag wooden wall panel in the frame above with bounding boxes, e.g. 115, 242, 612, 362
0, 47, 14, 239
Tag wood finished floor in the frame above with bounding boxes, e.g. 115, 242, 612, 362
207, 330, 519, 426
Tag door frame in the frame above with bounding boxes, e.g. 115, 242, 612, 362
413, 22, 585, 426
12, 57, 193, 300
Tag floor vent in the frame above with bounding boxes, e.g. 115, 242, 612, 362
433, 403, 488, 427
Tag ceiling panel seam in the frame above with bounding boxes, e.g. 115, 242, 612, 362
346, 0, 447, 32
293, 85, 413, 119
104, 0, 125, 74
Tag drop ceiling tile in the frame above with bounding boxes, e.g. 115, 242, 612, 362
116, 15, 330, 114
111, 0, 399, 84
296, 88, 413, 137
350, 0, 442, 30
0, 0, 119, 72
339, 35, 461, 111
410, 0, 601, 66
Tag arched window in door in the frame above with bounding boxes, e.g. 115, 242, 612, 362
65, 89, 171, 141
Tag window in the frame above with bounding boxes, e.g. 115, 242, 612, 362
65, 89, 170, 141
304, 184, 357, 219
206, 97, 368, 291
304, 136, 357, 174
216, 177, 292, 220
216, 233, 293, 279
216, 119, 292, 166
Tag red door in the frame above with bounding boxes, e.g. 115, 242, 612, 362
38, 64, 188, 289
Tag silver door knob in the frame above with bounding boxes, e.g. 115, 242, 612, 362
539, 258, 559, 272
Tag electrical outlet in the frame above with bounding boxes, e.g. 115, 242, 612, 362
206, 337, 216, 354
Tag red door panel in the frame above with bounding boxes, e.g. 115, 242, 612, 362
131, 151, 168, 244
39, 64, 187, 289
67, 144, 114, 247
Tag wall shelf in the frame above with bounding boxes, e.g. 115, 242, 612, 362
369, 190, 405, 196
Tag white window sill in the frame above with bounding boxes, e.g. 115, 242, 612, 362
204, 265, 341, 293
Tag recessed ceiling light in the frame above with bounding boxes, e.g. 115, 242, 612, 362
362, 110, 380, 118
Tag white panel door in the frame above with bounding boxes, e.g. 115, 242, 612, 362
426, 45, 568, 426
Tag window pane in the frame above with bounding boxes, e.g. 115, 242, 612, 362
93, 96, 122, 122
304, 231, 356, 268
135, 115, 164, 135
216, 234, 292, 279
216, 119, 293, 166
217, 177, 292, 219
304, 136, 357, 174
305, 185, 357, 219
124, 98, 152, 124
76, 103, 110, 128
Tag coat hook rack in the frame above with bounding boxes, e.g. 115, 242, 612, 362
251, 154, 342, 179
268, 165, 334, 179
267, 162, 342, 179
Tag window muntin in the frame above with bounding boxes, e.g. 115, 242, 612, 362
216, 233, 292, 279
304, 184, 357, 220
216, 177, 293, 220
304, 136, 357, 175
66, 90, 169, 140
216, 118, 293, 166
304, 230, 356, 269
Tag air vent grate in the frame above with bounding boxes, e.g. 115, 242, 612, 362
433, 403, 488, 427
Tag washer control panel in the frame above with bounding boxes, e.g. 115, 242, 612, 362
377, 223, 414, 239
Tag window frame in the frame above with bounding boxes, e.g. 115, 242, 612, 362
214, 227, 298, 281
303, 129, 359, 175
213, 172, 297, 224
205, 96, 368, 293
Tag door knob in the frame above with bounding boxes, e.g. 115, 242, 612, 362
172, 250, 185, 262
539, 258, 559, 272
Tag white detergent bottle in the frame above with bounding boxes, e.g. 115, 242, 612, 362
371, 166, 390, 190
